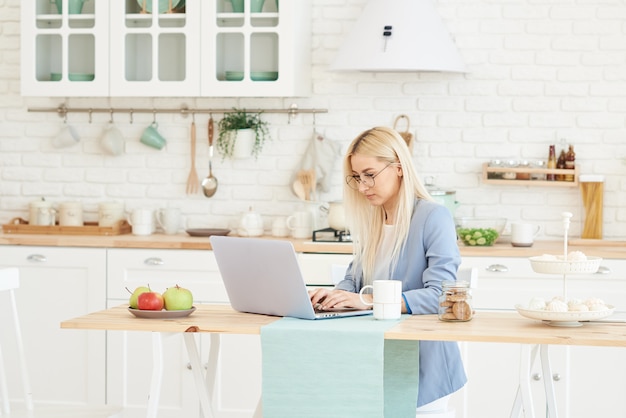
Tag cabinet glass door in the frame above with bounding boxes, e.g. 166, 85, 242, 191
109, 0, 200, 96
201, 0, 311, 97
21, 0, 109, 96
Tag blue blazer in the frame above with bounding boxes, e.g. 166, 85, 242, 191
336, 198, 467, 406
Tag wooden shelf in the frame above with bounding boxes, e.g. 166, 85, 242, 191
482, 163, 579, 187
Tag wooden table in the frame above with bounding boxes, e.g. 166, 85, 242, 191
61, 306, 626, 418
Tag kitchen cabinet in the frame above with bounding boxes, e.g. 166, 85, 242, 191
199, 0, 311, 97
0, 246, 108, 408
298, 252, 353, 286
106, 248, 260, 418
450, 256, 626, 418
21, 0, 311, 97
20, 0, 110, 96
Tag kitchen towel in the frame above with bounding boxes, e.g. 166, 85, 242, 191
260, 315, 419, 418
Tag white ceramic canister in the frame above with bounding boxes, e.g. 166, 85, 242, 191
58, 201, 84, 226
29, 200, 56, 226
98, 202, 125, 227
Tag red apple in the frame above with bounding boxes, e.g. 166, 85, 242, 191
137, 291, 164, 311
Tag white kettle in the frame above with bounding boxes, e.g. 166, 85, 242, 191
238, 207, 264, 237
327, 201, 347, 232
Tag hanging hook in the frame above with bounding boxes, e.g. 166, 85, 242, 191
192, 111, 195, 122
58, 105, 68, 123
312, 110, 317, 127
129, 108, 134, 124
109, 108, 114, 124
88, 108, 93, 124
152, 109, 157, 124
287, 103, 298, 124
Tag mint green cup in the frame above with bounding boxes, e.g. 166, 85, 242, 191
53, 0, 86, 14
140, 123, 166, 150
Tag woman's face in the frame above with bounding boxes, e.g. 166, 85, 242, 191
349, 153, 402, 209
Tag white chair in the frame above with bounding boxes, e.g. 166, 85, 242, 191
0, 267, 122, 418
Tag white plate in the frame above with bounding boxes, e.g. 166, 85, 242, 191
128, 306, 196, 319
529, 256, 602, 274
515, 304, 614, 327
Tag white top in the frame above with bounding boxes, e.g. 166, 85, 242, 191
373, 225, 395, 281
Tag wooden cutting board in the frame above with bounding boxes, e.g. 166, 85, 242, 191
569, 239, 626, 247
2, 218, 131, 236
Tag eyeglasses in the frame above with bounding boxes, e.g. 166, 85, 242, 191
345, 162, 394, 190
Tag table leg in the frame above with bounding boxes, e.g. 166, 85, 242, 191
147, 332, 164, 418
183, 333, 214, 418
540, 345, 559, 418
204, 334, 220, 406
510, 344, 537, 418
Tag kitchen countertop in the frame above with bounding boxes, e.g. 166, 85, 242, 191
2, 232, 626, 258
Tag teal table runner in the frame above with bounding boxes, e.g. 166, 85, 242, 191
260, 315, 419, 418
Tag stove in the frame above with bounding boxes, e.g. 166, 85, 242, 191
312, 227, 352, 243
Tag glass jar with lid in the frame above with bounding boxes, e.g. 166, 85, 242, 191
438, 281, 473, 322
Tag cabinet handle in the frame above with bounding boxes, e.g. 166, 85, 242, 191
26, 254, 47, 263
144, 257, 164, 266
552, 373, 561, 381
532, 373, 542, 381
486, 264, 509, 272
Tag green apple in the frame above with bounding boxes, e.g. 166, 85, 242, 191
163, 285, 193, 311
127, 285, 151, 309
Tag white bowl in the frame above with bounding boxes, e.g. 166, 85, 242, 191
529, 256, 602, 274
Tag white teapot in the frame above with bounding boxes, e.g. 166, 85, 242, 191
238, 207, 264, 237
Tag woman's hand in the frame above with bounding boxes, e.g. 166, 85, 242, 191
308, 288, 372, 310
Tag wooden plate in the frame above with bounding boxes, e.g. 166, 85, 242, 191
185, 228, 230, 237
128, 306, 196, 319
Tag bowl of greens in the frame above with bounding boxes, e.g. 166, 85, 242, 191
455, 217, 507, 246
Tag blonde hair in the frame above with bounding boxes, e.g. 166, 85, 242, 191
343, 127, 433, 286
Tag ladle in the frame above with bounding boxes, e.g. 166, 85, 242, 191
202, 116, 218, 198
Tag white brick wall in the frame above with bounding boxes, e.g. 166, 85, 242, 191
2, 0, 626, 240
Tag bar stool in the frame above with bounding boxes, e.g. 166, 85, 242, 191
0, 267, 123, 417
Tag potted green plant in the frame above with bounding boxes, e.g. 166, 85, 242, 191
216, 108, 271, 160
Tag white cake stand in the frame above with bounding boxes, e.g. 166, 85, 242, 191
516, 212, 612, 327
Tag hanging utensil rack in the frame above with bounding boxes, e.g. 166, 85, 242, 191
27, 103, 328, 124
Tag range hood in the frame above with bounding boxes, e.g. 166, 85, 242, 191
330, 0, 465, 73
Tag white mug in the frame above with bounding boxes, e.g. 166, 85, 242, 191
98, 202, 125, 227
286, 211, 313, 239
52, 124, 80, 149
156, 208, 181, 235
511, 223, 541, 247
271, 217, 290, 237
58, 201, 83, 226
127, 209, 154, 236
29, 201, 56, 226
359, 280, 402, 320
99, 122, 124, 156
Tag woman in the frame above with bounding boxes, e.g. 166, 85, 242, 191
309, 126, 467, 413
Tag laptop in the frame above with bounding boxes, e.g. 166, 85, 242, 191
209, 236, 372, 320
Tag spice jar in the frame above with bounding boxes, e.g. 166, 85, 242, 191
516, 160, 531, 180
502, 160, 518, 180
438, 281, 473, 322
